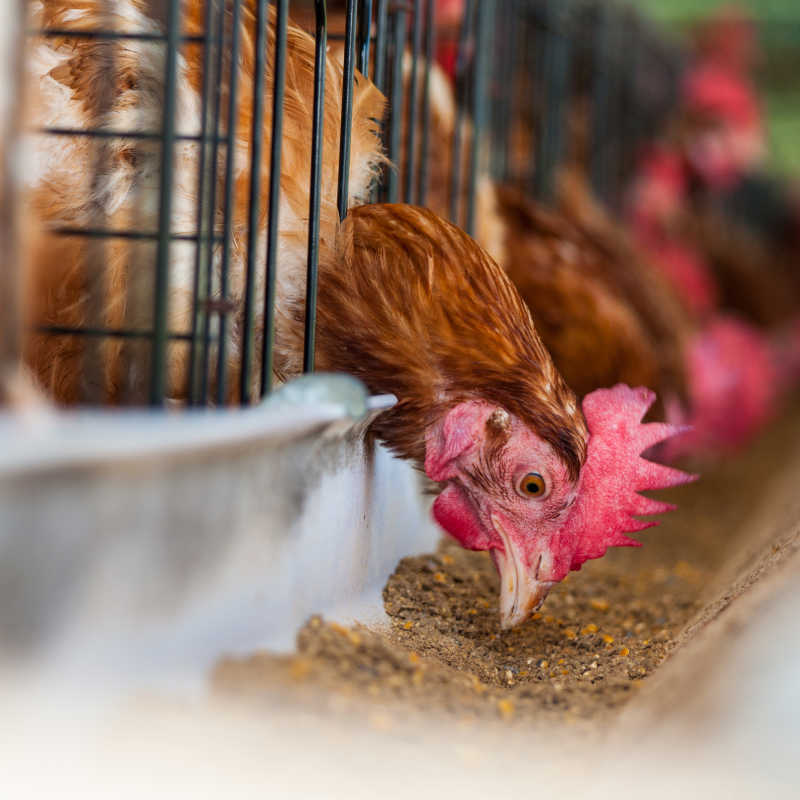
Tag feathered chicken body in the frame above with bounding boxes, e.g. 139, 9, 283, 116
291, 203, 694, 626
24, 0, 385, 402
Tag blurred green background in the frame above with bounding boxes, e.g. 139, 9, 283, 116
636, 0, 800, 173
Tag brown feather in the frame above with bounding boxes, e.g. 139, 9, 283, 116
286, 203, 588, 477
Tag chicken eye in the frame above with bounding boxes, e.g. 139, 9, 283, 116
518, 472, 546, 498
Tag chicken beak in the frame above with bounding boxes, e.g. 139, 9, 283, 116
491, 514, 555, 629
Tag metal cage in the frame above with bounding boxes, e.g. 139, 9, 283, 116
18, 0, 686, 409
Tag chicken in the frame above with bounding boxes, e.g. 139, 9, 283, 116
679, 172, 800, 329
629, 20, 800, 330
283, 203, 695, 627
23, 0, 385, 403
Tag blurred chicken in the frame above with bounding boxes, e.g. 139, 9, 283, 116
528, 180, 784, 453
629, 10, 800, 330
497, 179, 692, 409
623, 16, 800, 453
282, 203, 694, 627
23, 0, 385, 403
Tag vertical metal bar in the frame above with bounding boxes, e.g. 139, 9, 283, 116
532, 0, 551, 199
590, 3, 611, 205
530, 0, 554, 195
188, 0, 221, 405
260, 0, 289, 397
337, 0, 358, 221
526, 0, 542, 193
239, 0, 269, 404
533, 0, 570, 205
0, 0, 26, 389
303, 0, 327, 374
372, 0, 389, 93
490, 0, 515, 183
386, 7, 407, 205
449, 0, 476, 225
613, 11, 638, 211
200, 0, 228, 405
403, 0, 422, 204
466, 0, 493, 236
150, 0, 181, 405
356, 0, 373, 79
416, 0, 435, 206
370, 0, 389, 204
508, 0, 529, 186
603, 16, 623, 212
215, 0, 244, 405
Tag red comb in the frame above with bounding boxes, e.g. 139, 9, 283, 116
556, 385, 697, 574
683, 63, 761, 129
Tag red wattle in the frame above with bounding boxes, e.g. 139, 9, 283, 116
431, 484, 492, 551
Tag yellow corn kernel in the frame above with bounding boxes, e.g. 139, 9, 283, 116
602, 634, 614, 644
581, 623, 599, 635
408, 652, 420, 665
441, 554, 454, 565
403, 620, 414, 630
434, 572, 447, 583
564, 628, 577, 640
619, 646, 630, 657
590, 598, 610, 612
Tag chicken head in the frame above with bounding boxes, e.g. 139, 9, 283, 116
426, 385, 696, 628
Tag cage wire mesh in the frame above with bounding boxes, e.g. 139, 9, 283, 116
19, 0, 686, 409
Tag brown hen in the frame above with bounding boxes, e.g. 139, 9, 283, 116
281, 202, 693, 627
23, 0, 385, 403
